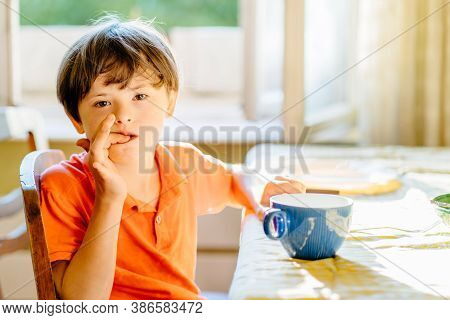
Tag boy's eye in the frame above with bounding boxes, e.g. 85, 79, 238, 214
134, 94, 147, 101
94, 101, 111, 108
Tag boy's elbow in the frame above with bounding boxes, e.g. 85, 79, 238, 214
61, 284, 110, 300
60, 272, 110, 300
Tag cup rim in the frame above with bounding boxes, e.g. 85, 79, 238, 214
270, 193, 353, 210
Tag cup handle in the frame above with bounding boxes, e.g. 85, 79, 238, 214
263, 208, 288, 240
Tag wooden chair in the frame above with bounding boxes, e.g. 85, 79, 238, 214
0, 106, 50, 299
19, 149, 65, 300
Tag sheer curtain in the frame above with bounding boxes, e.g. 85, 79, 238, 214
353, 0, 450, 146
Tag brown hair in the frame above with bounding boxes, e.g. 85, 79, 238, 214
57, 15, 179, 122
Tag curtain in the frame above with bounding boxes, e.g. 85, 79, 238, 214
353, 0, 450, 146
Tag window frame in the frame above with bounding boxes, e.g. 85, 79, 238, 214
242, 0, 358, 144
0, 0, 21, 106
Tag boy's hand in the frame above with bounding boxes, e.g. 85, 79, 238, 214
260, 175, 306, 208
76, 114, 130, 201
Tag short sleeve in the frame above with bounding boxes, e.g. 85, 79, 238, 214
188, 145, 259, 216
40, 183, 87, 263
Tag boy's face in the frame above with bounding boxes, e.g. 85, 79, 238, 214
70, 71, 176, 164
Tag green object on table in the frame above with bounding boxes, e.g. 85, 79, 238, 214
431, 194, 450, 226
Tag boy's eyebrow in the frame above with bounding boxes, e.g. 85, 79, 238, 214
90, 93, 108, 98
128, 83, 148, 90
86, 82, 150, 99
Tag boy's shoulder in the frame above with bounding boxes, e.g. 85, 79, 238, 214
159, 140, 211, 164
39, 142, 207, 191
159, 140, 198, 152
159, 140, 204, 160
39, 151, 91, 192
159, 140, 227, 173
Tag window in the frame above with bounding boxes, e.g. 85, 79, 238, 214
304, 0, 357, 143
17, 0, 243, 141
7, 0, 357, 143
243, 0, 358, 144
19, 0, 238, 29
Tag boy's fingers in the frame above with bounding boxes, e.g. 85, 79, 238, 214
91, 114, 115, 160
92, 113, 115, 141
282, 180, 306, 193
254, 204, 266, 222
272, 182, 304, 194
104, 133, 131, 149
274, 175, 306, 192
260, 180, 306, 207
274, 175, 299, 183
92, 161, 107, 178
92, 161, 110, 175
76, 138, 91, 152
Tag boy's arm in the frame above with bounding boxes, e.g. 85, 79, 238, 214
224, 164, 264, 214
225, 166, 305, 220
52, 114, 128, 299
57, 197, 124, 300
52, 261, 68, 299
187, 143, 306, 219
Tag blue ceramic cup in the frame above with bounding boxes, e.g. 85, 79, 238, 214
263, 193, 353, 260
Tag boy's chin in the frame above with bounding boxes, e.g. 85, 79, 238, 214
108, 143, 139, 161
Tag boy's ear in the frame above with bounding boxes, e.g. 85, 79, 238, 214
166, 90, 178, 117
67, 113, 85, 134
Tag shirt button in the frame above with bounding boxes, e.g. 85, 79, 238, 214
155, 215, 162, 224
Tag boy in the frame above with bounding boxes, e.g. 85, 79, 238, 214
40, 16, 305, 300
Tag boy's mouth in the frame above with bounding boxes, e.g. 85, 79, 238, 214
112, 131, 139, 144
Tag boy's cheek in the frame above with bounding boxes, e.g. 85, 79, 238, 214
83, 130, 93, 141
84, 121, 102, 141
77, 108, 105, 139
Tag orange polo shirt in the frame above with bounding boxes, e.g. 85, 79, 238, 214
40, 141, 257, 300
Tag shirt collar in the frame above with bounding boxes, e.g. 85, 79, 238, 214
81, 141, 188, 212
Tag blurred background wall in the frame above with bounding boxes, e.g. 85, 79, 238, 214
1, 0, 449, 299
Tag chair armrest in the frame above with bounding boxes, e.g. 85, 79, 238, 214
0, 224, 29, 255
0, 187, 23, 218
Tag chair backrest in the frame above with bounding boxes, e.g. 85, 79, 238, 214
19, 149, 65, 300
1, 106, 48, 219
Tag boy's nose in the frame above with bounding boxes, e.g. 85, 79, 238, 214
115, 117, 132, 124
113, 103, 133, 124
114, 111, 132, 124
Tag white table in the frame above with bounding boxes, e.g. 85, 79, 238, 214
229, 144, 450, 299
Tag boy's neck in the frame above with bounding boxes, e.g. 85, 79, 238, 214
113, 150, 160, 200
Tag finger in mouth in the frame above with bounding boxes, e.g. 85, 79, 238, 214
115, 134, 138, 144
